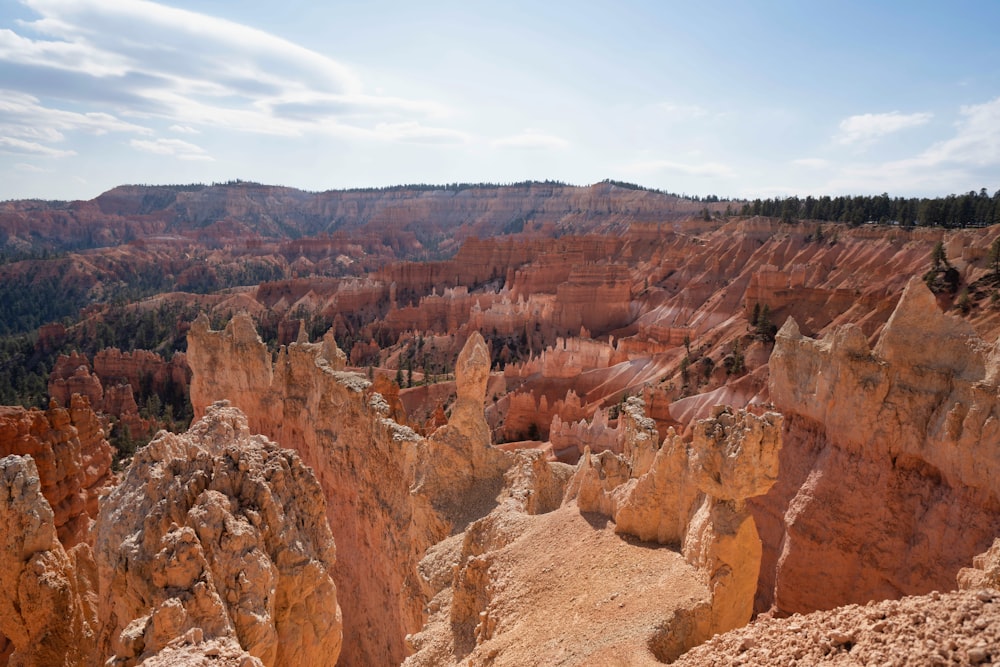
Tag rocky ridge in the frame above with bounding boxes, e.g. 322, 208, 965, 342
96, 401, 341, 666
187, 315, 513, 666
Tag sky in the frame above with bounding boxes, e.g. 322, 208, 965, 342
1, 0, 999, 201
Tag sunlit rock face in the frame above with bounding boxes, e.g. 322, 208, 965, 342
188, 317, 512, 666
566, 397, 783, 639
0, 395, 114, 549
757, 276, 1000, 614
95, 402, 341, 667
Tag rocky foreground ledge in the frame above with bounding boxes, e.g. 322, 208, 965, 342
674, 588, 1000, 666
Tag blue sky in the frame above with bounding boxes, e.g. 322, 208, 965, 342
1, 0, 999, 201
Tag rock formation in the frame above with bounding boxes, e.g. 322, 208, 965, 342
566, 400, 783, 640
95, 401, 340, 666
756, 276, 1000, 614
48, 348, 191, 440
673, 588, 1000, 666
0, 454, 99, 666
959, 539, 1000, 591
0, 395, 114, 548
403, 397, 782, 666
11, 181, 1000, 664
187, 315, 512, 666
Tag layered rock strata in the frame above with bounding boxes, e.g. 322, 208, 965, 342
0, 395, 114, 548
756, 276, 1000, 614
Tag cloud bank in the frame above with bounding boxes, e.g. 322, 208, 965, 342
0, 0, 458, 161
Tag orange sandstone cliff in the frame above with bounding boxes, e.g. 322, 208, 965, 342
755, 276, 1000, 614
0, 395, 114, 548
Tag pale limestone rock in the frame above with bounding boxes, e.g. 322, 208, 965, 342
874, 276, 987, 381
564, 446, 631, 518
0, 455, 98, 666
499, 448, 573, 516
689, 408, 782, 501
95, 402, 341, 667
612, 430, 697, 545
415, 333, 512, 524
187, 313, 276, 427
134, 637, 262, 667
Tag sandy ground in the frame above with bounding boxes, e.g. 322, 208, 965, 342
406, 503, 711, 666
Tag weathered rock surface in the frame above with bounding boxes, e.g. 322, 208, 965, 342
95, 401, 341, 667
756, 276, 1000, 615
0, 395, 114, 548
673, 588, 1000, 666
413, 332, 511, 525
567, 400, 782, 640
958, 538, 1000, 591
0, 454, 99, 666
187, 315, 512, 666
403, 397, 781, 666
403, 503, 711, 667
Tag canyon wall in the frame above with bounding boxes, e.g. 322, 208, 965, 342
0, 399, 342, 667
0, 454, 99, 666
0, 395, 114, 548
755, 276, 1000, 614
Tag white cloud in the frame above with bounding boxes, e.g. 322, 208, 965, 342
0, 136, 75, 157
0, 24, 130, 77
20, 0, 360, 93
373, 122, 469, 144
836, 111, 932, 145
491, 130, 569, 150
818, 97, 1000, 195
657, 102, 708, 119
0, 0, 457, 151
14, 162, 47, 172
918, 97, 1000, 167
792, 157, 830, 169
624, 158, 734, 178
130, 137, 212, 161
0, 90, 150, 141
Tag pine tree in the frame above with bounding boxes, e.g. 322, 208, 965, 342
990, 237, 1000, 279
931, 241, 948, 270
